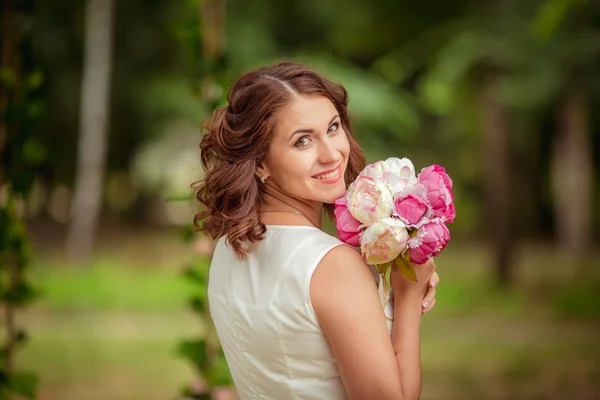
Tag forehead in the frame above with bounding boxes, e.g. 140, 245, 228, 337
273, 95, 338, 134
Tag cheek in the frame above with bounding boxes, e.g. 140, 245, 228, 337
339, 132, 351, 159
270, 152, 312, 182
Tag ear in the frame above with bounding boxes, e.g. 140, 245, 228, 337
256, 161, 270, 181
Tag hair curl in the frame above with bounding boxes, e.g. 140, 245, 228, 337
192, 62, 366, 258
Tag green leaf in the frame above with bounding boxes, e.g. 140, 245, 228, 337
189, 295, 205, 314
205, 351, 233, 387
179, 226, 196, 243
0, 371, 8, 385
9, 372, 37, 399
22, 138, 47, 165
176, 339, 208, 372
0, 68, 16, 87
27, 101, 44, 118
183, 265, 207, 286
375, 262, 392, 275
531, 0, 586, 41
180, 384, 211, 400
26, 71, 43, 90
3, 281, 38, 306
394, 255, 418, 282
14, 330, 29, 347
0, 210, 10, 252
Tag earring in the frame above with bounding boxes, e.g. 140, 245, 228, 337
260, 176, 266, 184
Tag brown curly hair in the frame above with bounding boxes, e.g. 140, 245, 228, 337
192, 62, 366, 258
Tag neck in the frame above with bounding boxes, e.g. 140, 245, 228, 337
260, 183, 323, 228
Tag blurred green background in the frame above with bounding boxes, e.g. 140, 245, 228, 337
1, 0, 599, 399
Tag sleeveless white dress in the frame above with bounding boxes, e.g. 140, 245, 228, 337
208, 225, 393, 400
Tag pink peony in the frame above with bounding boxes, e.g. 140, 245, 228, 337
334, 197, 362, 247
361, 157, 418, 195
418, 165, 455, 223
394, 195, 430, 227
346, 175, 394, 224
361, 218, 409, 265
408, 221, 450, 265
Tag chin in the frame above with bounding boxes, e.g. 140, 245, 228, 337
321, 183, 347, 204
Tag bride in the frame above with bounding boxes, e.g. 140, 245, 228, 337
193, 62, 439, 400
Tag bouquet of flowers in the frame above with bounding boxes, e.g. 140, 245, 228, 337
334, 157, 455, 281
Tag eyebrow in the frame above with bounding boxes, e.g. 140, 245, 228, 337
288, 114, 340, 141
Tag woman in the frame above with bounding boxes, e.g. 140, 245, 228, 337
194, 62, 439, 400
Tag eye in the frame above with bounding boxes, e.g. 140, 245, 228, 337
328, 122, 340, 134
295, 136, 311, 148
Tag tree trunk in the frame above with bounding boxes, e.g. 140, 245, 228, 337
66, 0, 114, 263
551, 87, 592, 263
481, 73, 513, 287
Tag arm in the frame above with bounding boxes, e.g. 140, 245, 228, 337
311, 246, 433, 400
388, 260, 435, 399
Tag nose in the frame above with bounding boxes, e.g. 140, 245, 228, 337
318, 139, 343, 165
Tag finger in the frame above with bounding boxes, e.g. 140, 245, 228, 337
423, 298, 436, 314
427, 258, 436, 270
425, 259, 436, 277
421, 287, 436, 310
429, 271, 440, 288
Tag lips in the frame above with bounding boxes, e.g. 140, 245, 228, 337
312, 165, 342, 182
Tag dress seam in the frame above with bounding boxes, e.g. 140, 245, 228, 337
230, 261, 261, 398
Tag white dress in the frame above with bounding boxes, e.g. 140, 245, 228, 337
208, 225, 394, 400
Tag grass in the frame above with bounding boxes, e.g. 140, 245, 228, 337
19, 309, 198, 400
16, 231, 600, 400
29, 261, 194, 312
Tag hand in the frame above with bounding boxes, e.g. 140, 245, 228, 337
390, 258, 436, 301
422, 270, 439, 314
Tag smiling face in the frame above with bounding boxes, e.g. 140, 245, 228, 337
258, 95, 351, 205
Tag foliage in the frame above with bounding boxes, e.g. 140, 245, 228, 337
30, 0, 187, 205
416, 0, 600, 113
175, 1, 233, 398
0, 0, 597, 397
17, 0, 599, 245
0, 1, 43, 398
177, 254, 233, 399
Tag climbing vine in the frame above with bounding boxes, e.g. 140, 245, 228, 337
0, 0, 44, 399
175, 0, 233, 398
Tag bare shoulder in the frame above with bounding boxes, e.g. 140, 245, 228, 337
310, 244, 378, 306
310, 246, 374, 296
313, 244, 372, 280
310, 244, 379, 317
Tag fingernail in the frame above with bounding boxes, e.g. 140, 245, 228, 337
431, 281, 438, 288
422, 300, 429, 308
